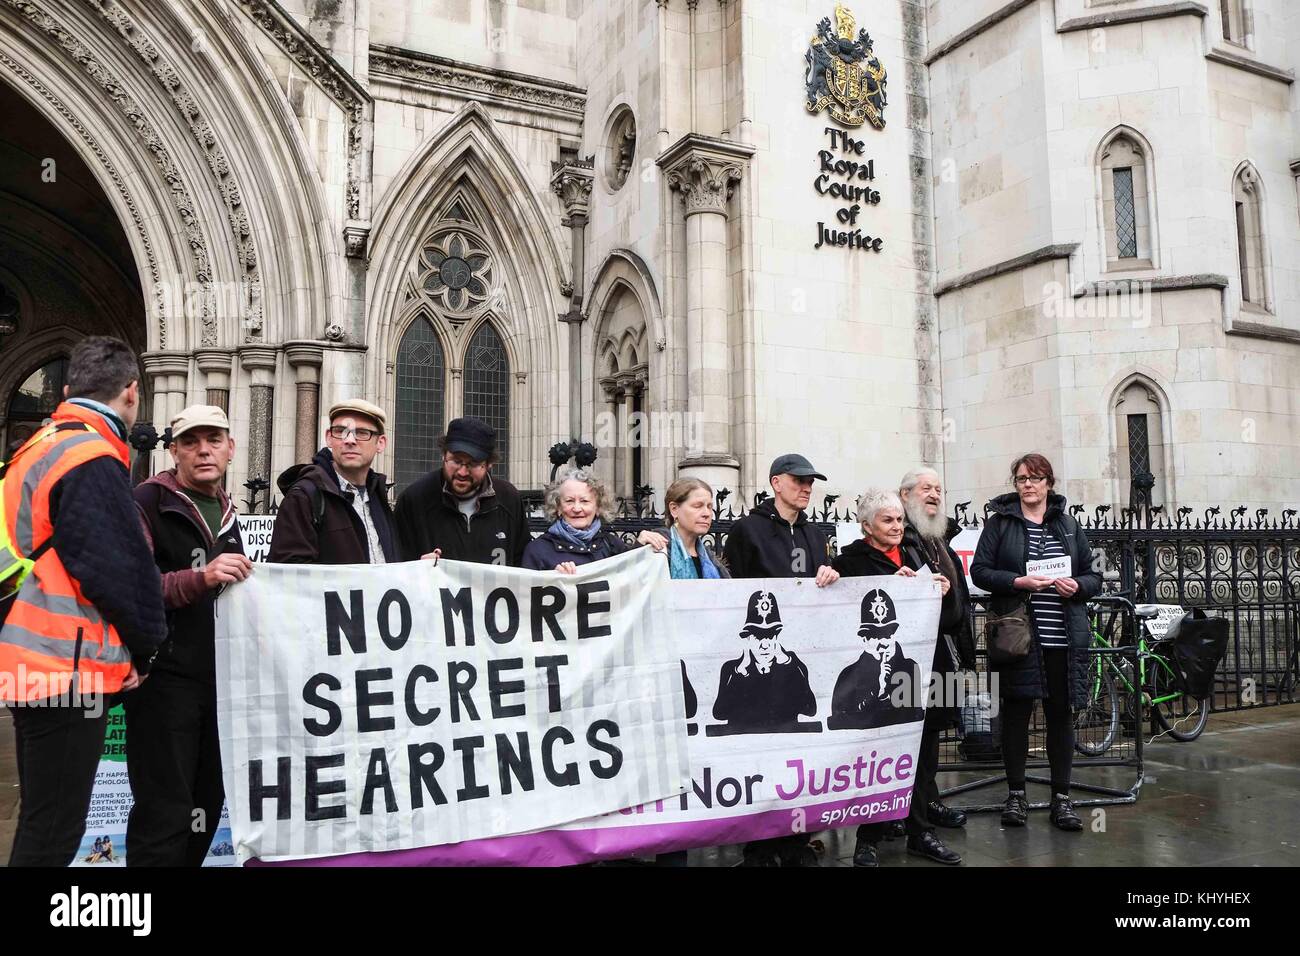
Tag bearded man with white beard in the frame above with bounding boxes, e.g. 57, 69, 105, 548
898, 467, 979, 831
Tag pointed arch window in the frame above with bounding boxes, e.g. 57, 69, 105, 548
1100, 133, 1154, 270
595, 287, 650, 502
394, 317, 446, 493
1220, 0, 1247, 45
1233, 165, 1269, 312
1114, 380, 1168, 509
463, 322, 510, 482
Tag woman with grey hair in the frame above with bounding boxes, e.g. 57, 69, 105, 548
521, 465, 665, 573
830, 486, 963, 869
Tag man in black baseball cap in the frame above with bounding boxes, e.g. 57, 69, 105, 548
393, 417, 529, 566
722, 453, 839, 866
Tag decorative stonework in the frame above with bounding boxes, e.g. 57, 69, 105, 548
4, 0, 272, 344
344, 224, 370, 259
657, 135, 755, 216
369, 44, 586, 119
235, 0, 372, 222
415, 228, 494, 319
84, 0, 264, 342
0, 50, 167, 347
550, 159, 595, 224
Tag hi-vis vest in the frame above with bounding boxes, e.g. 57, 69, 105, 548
0, 402, 133, 702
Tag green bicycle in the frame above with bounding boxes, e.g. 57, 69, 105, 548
1073, 595, 1211, 756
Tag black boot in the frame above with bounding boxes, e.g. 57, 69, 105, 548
1050, 794, 1083, 831
906, 830, 962, 865
927, 800, 967, 828
1001, 790, 1029, 827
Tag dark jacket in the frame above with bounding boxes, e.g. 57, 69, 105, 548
0, 424, 167, 673
712, 651, 817, 731
134, 470, 245, 684
722, 500, 829, 580
521, 526, 630, 571
394, 471, 529, 566
828, 646, 923, 730
970, 492, 1102, 707
269, 448, 398, 565
832, 536, 960, 729
902, 519, 978, 672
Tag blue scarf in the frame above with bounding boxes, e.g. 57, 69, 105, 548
668, 526, 721, 580
68, 397, 127, 440
548, 517, 602, 549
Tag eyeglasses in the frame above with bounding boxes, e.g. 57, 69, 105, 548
444, 454, 487, 474
1014, 475, 1048, 486
329, 425, 379, 442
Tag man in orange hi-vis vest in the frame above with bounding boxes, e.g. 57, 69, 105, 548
0, 336, 167, 866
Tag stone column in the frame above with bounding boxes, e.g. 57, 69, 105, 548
617, 371, 638, 497
551, 158, 595, 443
239, 346, 278, 511
285, 342, 325, 463
194, 349, 234, 412
657, 135, 754, 491
141, 351, 190, 471
598, 377, 620, 491
448, 368, 463, 420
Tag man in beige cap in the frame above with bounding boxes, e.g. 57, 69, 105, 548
129, 403, 251, 865
269, 398, 398, 565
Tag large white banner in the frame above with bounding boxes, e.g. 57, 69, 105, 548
244, 572, 941, 867
215, 547, 692, 863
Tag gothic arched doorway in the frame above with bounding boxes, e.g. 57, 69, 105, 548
0, 79, 145, 458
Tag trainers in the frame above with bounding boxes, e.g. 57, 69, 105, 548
906, 830, 962, 865
1050, 794, 1083, 831
852, 839, 879, 868
927, 800, 967, 828
1001, 790, 1029, 827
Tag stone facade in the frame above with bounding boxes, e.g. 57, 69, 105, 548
0, 0, 1296, 513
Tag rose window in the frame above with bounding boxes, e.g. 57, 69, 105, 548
418, 231, 492, 314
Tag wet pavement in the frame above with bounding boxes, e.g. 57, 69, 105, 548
2, 703, 1296, 866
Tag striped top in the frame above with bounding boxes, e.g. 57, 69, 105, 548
1026, 520, 1069, 648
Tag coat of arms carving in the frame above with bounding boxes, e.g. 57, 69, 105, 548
804, 3, 887, 130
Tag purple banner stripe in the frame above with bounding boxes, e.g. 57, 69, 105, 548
249, 786, 916, 867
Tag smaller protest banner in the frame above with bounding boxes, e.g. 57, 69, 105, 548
69, 705, 236, 868
949, 527, 986, 596
1142, 604, 1185, 639
1026, 555, 1072, 580
239, 515, 276, 563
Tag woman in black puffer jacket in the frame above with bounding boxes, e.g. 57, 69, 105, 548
971, 453, 1101, 832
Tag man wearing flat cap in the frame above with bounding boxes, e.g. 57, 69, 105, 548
394, 416, 529, 566
722, 453, 840, 866
130, 404, 251, 865
829, 589, 923, 731
270, 398, 398, 565
712, 590, 817, 733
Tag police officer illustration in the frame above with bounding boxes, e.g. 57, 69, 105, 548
829, 588, 923, 730
711, 590, 819, 734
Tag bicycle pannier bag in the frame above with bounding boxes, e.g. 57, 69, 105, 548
1165, 608, 1228, 699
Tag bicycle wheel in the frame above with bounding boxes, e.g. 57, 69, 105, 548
1148, 653, 1210, 741
1074, 662, 1119, 755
